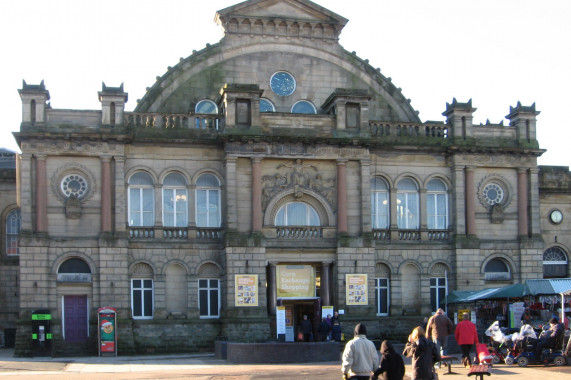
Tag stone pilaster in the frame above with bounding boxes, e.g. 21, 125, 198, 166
337, 160, 348, 233
34, 155, 47, 232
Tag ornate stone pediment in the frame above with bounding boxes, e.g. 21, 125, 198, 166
215, 0, 347, 41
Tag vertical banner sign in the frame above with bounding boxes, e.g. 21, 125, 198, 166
276, 306, 286, 339
97, 307, 117, 356
346, 274, 368, 305
276, 265, 315, 298
235, 274, 258, 306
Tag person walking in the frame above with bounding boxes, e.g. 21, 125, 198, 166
403, 326, 441, 380
426, 308, 454, 357
371, 340, 405, 380
300, 314, 313, 342
341, 323, 379, 380
455, 312, 479, 367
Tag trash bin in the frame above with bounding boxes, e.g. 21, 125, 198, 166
31, 309, 52, 355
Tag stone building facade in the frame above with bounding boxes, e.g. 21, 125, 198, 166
6, 0, 571, 355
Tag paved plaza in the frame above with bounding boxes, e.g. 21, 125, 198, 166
0, 349, 571, 379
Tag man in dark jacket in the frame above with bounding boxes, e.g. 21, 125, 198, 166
300, 314, 313, 342
534, 317, 565, 361
426, 308, 454, 356
372, 340, 405, 380
317, 317, 331, 341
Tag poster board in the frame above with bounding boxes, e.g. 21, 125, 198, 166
97, 307, 117, 356
235, 275, 258, 306
346, 274, 368, 305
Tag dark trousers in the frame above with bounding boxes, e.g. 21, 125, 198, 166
460, 344, 476, 365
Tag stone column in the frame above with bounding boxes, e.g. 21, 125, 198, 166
517, 168, 529, 237
101, 156, 112, 233
465, 166, 476, 236
337, 160, 348, 233
360, 160, 372, 233
267, 263, 277, 316
420, 188, 428, 240
321, 262, 331, 306
528, 168, 541, 235
251, 158, 262, 232
113, 157, 127, 233
18, 154, 33, 231
225, 157, 238, 231
35, 154, 47, 232
452, 165, 466, 235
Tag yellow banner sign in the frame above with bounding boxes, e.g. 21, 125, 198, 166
346, 274, 368, 305
235, 274, 258, 307
277, 265, 315, 298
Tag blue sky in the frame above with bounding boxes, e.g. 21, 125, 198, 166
2, 0, 570, 167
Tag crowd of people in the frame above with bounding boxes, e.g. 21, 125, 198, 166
340, 308, 569, 380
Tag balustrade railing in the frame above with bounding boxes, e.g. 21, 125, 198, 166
427, 230, 449, 241
128, 227, 223, 240
276, 226, 323, 239
125, 112, 222, 131
370, 121, 448, 140
398, 230, 421, 241
372, 229, 391, 241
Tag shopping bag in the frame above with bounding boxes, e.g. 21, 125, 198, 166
477, 343, 493, 364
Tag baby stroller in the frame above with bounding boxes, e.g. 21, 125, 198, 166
485, 321, 512, 364
485, 321, 533, 365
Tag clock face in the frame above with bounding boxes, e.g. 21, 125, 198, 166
270, 71, 296, 96
550, 210, 563, 224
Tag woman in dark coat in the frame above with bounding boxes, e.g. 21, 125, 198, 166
402, 326, 440, 380
371, 340, 405, 380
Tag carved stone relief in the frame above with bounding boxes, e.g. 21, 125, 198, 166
262, 159, 336, 209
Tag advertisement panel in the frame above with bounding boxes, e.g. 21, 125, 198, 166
97, 307, 117, 356
346, 274, 368, 305
276, 265, 315, 298
235, 275, 258, 306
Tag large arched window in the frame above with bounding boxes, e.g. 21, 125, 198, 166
484, 258, 511, 281
371, 177, 389, 229
128, 172, 154, 227
162, 173, 188, 227
196, 174, 221, 228
426, 179, 448, 230
543, 247, 568, 278
275, 202, 320, 226
6, 209, 20, 255
396, 178, 419, 229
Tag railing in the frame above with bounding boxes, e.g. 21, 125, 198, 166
128, 227, 223, 240
373, 229, 451, 242
372, 229, 391, 241
370, 121, 448, 140
427, 230, 449, 241
125, 112, 222, 131
275, 226, 323, 239
129, 227, 155, 239
196, 228, 224, 240
398, 230, 420, 241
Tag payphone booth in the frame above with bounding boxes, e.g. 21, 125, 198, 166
31, 309, 52, 356
97, 307, 117, 356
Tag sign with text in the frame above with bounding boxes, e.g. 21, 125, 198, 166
346, 274, 368, 305
235, 275, 258, 306
277, 265, 315, 298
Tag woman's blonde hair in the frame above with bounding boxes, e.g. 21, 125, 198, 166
410, 326, 425, 341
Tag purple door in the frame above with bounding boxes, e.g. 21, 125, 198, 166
64, 295, 88, 343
